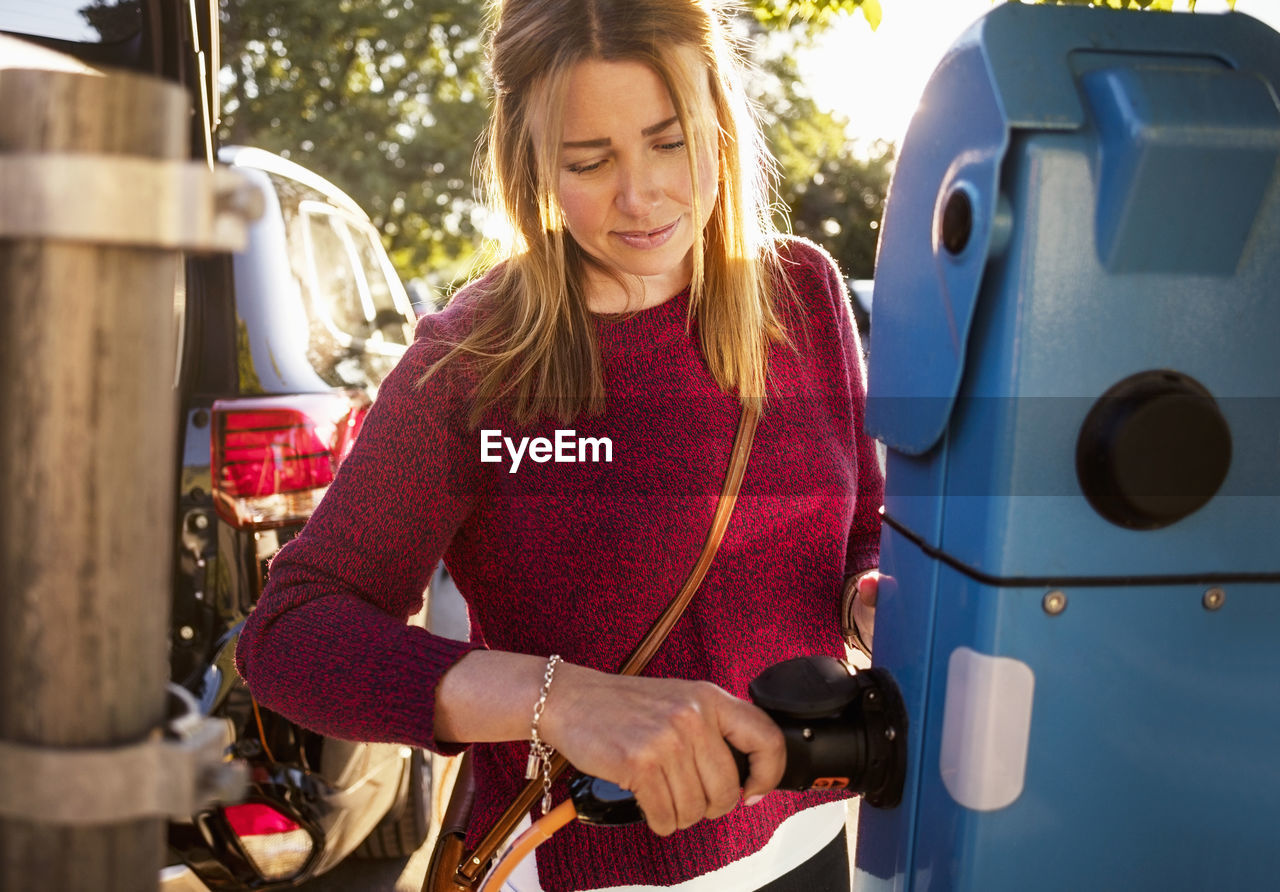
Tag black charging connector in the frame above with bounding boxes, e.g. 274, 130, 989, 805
748, 655, 907, 808
568, 656, 907, 825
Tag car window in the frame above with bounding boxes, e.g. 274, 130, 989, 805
300, 204, 414, 346
0, 0, 142, 43
264, 170, 411, 391
347, 219, 416, 347
303, 209, 369, 347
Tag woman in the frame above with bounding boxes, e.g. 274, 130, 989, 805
235, 0, 882, 889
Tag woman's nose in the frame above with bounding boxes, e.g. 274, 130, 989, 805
615, 161, 662, 217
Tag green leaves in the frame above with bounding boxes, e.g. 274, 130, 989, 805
751, 46, 893, 278
219, 0, 898, 287
751, 0, 882, 32
219, 0, 490, 287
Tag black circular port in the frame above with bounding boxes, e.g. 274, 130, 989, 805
1076, 371, 1231, 530
940, 187, 974, 256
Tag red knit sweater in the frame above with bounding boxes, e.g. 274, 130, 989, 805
235, 238, 883, 891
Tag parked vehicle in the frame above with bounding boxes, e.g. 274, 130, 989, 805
0, 3, 433, 889
165, 144, 430, 890
847, 278, 873, 343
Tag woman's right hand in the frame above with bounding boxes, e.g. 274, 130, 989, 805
540, 663, 786, 836
433, 651, 785, 837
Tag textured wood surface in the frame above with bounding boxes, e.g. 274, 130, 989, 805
0, 50, 188, 892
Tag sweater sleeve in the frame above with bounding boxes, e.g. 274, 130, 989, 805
835, 264, 885, 576
234, 304, 488, 753
791, 240, 884, 576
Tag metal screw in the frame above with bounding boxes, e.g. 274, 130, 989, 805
866, 689, 879, 702
192, 513, 209, 531
178, 625, 195, 641
802, 727, 814, 740
1203, 588, 1226, 611
884, 726, 897, 742
1043, 590, 1067, 616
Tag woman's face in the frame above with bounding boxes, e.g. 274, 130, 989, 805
553, 56, 719, 310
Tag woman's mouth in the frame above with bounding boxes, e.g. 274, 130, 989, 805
612, 219, 679, 250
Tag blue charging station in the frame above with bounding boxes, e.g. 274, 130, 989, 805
858, 4, 1280, 889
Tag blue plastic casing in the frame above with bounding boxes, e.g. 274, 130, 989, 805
859, 5, 1280, 890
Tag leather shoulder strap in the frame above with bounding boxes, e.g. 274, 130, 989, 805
455, 404, 761, 886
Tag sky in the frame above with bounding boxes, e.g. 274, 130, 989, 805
799, 0, 1280, 143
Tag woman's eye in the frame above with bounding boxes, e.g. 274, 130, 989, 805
658, 139, 686, 153
566, 159, 605, 175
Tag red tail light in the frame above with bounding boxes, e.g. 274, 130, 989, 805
225, 801, 299, 836
223, 802, 314, 881
211, 393, 368, 530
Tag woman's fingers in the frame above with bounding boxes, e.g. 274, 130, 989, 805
856, 569, 880, 607
665, 727, 714, 831
624, 709, 707, 835
716, 695, 786, 804
673, 692, 751, 825
628, 769, 682, 836
693, 734, 747, 820
540, 668, 782, 835
625, 688, 760, 835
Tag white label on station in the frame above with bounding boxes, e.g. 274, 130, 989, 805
939, 646, 1035, 811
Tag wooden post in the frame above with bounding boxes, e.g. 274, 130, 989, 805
0, 41, 192, 891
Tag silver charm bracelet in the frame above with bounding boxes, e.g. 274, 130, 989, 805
524, 653, 562, 814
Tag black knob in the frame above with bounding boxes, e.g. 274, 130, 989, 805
1076, 370, 1231, 530
939, 186, 974, 256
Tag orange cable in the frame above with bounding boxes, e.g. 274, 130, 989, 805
479, 799, 579, 892
250, 698, 279, 764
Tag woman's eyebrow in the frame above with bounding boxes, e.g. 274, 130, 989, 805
641, 115, 681, 137
562, 115, 681, 149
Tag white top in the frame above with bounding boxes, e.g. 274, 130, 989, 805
501, 800, 848, 892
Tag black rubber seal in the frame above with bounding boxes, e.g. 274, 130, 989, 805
880, 510, 1280, 588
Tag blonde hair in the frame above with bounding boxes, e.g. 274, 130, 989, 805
430, 0, 789, 425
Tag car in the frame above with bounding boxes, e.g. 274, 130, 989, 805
847, 277, 873, 343
0, 3, 434, 889
165, 144, 432, 890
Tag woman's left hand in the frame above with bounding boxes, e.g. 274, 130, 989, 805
841, 569, 879, 656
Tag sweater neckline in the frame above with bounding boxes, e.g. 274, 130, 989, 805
593, 285, 692, 353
